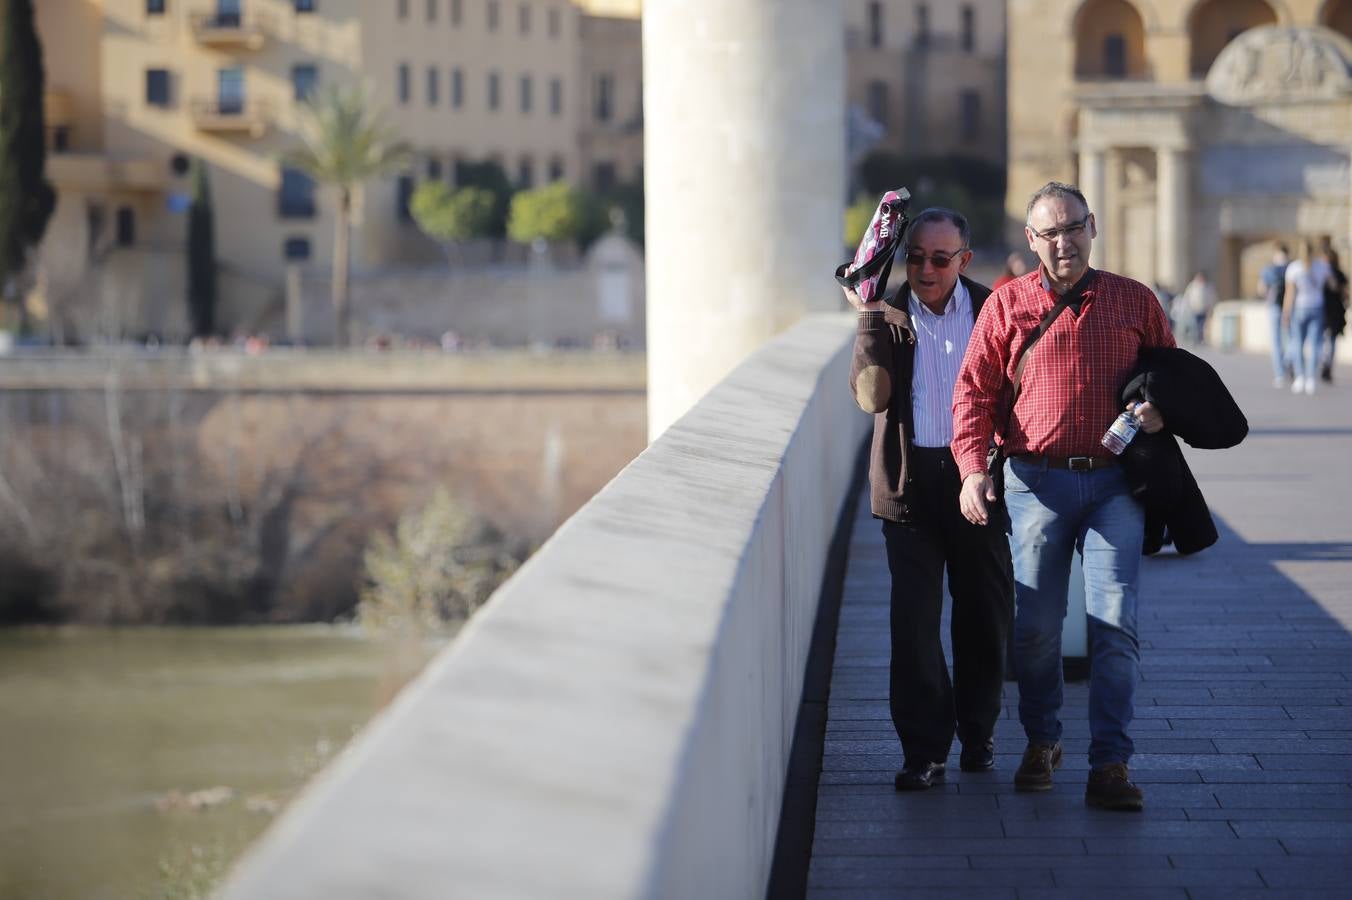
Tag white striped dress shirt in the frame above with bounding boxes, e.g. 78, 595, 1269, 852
908, 280, 973, 448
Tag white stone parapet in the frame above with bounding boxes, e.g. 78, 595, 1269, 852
220, 313, 870, 899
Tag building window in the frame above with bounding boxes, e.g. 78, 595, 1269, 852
960, 90, 981, 140
520, 75, 532, 113
283, 237, 311, 261
866, 79, 888, 127
867, 1, 883, 48
294, 0, 316, 12
519, 3, 530, 33
116, 207, 136, 246
427, 0, 436, 22
397, 0, 408, 20
518, 156, 533, 189
292, 64, 318, 101
594, 73, 613, 122
548, 7, 559, 37
279, 167, 317, 218
488, 71, 500, 110
147, 0, 166, 14
452, 68, 464, 108
398, 63, 411, 104
427, 67, 440, 106
145, 68, 171, 107
487, 0, 499, 31
52, 126, 71, 153
549, 77, 562, 115
396, 174, 415, 222
1104, 34, 1127, 79
451, 0, 462, 25
427, 157, 443, 180
592, 162, 616, 192
915, 3, 930, 49
961, 5, 975, 52
548, 156, 565, 182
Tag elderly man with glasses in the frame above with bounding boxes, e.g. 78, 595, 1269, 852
951, 182, 1175, 811
845, 207, 1015, 792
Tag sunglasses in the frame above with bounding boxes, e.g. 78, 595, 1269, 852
904, 248, 969, 269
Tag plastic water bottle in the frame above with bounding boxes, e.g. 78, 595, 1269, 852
1101, 404, 1141, 455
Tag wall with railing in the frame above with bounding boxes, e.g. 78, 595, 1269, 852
219, 313, 869, 899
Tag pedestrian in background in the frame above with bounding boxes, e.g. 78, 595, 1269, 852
992, 251, 1029, 290
1284, 240, 1332, 395
1320, 249, 1348, 384
1179, 271, 1217, 347
1258, 244, 1292, 388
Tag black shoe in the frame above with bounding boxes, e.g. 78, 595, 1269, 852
1013, 741, 1062, 792
894, 761, 946, 791
1320, 364, 1333, 384
959, 739, 995, 772
1085, 762, 1144, 811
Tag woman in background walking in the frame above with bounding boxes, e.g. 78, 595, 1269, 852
1284, 241, 1332, 395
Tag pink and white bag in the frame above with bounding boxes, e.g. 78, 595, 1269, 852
834, 188, 911, 303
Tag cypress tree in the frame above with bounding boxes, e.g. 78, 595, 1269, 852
186, 158, 216, 337
0, 0, 57, 325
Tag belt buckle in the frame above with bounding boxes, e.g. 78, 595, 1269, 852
1067, 456, 1093, 471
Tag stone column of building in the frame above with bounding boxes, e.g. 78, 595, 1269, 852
1078, 145, 1107, 271
1155, 144, 1191, 295
642, 0, 846, 441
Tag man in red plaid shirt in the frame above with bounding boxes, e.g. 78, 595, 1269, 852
951, 182, 1175, 811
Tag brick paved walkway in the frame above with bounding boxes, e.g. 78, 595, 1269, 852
809, 350, 1352, 898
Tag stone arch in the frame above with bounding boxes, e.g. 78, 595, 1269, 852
1188, 0, 1279, 76
1321, 0, 1352, 42
1073, 0, 1150, 80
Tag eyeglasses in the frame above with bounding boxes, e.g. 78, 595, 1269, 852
904, 248, 969, 269
1027, 215, 1091, 243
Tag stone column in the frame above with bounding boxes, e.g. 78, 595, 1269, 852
643, 0, 846, 441
1078, 145, 1107, 270
1155, 145, 1190, 295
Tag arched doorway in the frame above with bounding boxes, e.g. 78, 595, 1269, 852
1189, 0, 1279, 76
1322, 0, 1352, 42
1074, 0, 1149, 80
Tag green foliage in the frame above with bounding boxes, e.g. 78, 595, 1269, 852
282, 83, 413, 193
579, 180, 645, 249
358, 488, 520, 635
507, 181, 587, 244
282, 82, 411, 344
186, 158, 216, 338
409, 182, 497, 245
855, 151, 1007, 246
452, 159, 514, 237
844, 195, 877, 248
0, 0, 56, 301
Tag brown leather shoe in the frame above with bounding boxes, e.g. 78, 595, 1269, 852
1085, 762, 1144, 811
1013, 741, 1062, 792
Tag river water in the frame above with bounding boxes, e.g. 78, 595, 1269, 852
0, 627, 438, 899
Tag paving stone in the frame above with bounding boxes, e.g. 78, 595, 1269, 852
1049, 866, 1263, 888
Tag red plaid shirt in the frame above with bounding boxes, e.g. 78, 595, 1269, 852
952, 268, 1175, 478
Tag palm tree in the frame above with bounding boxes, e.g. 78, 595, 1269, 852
282, 83, 411, 346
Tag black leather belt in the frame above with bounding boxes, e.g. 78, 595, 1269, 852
1016, 454, 1118, 471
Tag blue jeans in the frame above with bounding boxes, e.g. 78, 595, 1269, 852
1268, 302, 1289, 379
1290, 307, 1324, 382
1003, 457, 1144, 768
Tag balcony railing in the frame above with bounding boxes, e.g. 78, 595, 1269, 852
190, 98, 271, 137
190, 10, 270, 49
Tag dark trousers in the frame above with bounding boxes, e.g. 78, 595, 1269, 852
882, 445, 1014, 765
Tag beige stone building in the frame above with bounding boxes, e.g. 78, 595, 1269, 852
844, 0, 1009, 168
1008, 0, 1352, 298
36, 0, 587, 339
